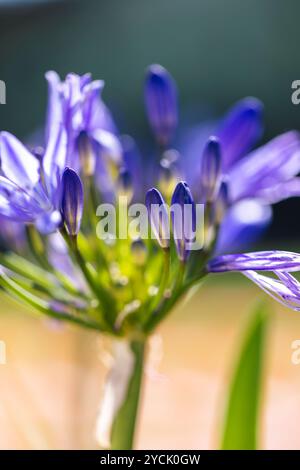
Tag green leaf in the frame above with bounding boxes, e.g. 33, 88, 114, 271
220, 301, 270, 450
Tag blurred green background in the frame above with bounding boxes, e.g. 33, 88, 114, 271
0, 0, 299, 238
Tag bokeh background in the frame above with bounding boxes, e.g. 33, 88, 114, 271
0, 0, 300, 449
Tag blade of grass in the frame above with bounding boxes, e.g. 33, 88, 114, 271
220, 301, 270, 450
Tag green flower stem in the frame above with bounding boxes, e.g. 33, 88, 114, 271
0, 253, 56, 291
61, 229, 116, 331
144, 268, 207, 334
26, 224, 49, 269
25, 225, 84, 297
156, 248, 170, 301
0, 270, 101, 331
110, 338, 146, 450
142, 248, 170, 325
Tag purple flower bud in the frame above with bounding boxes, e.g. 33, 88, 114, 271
118, 167, 133, 201
144, 64, 178, 146
145, 188, 170, 249
213, 181, 229, 225
61, 168, 83, 236
77, 131, 96, 176
171, 181, 196, 261
200, 137, 222, 202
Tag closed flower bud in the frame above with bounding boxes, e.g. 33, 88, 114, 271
145, 188, 170, 249
77, 131, 96, 176
171, 181, 196, 262
61, 167, 84, 236
117, 167, 133, 202
200, 136, 222, 202
144, 64, 178, 147
213, 181, 229, 225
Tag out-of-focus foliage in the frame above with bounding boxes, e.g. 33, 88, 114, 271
220, 301, 269, 450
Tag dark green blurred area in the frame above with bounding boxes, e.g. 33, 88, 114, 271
0, 0, 299, 238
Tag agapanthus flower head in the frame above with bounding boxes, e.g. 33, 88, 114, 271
1, 64, 300, 453
0, 64, 300, 344
171, 181, 196, 262
144, 64, 178, 147
61, 167, 83, 237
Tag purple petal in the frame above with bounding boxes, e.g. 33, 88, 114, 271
0, 175, 42, 221
43, 124, 67, 198
36, 210, 62, 234
48, 233, 87, 290
45, 71, 63, 145
217, 97, 263, 170
208, 250, 300, 273
215, 199, 272, 254
81, 80, 117, 133
0, 132, 40, 189
254, 177, 300, 204
91, 129, 122, 165
243, 271, 300, 311
228, 131, 300, 202
0, 218, 26, 252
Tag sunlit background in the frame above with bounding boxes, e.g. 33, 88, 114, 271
0, 0, 300, 449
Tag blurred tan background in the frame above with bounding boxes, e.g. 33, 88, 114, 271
1, 276, 300, 449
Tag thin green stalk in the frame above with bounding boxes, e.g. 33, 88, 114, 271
174, 260, 186, 293
144, 266, 206, 334
25, 225, 84, 297
26, 224, 49, 270
60, 228, 116, 331
142, 248, 170, 324
110, 339, 145, 450
155, 248, 171, 301
0, 270, 101, 331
